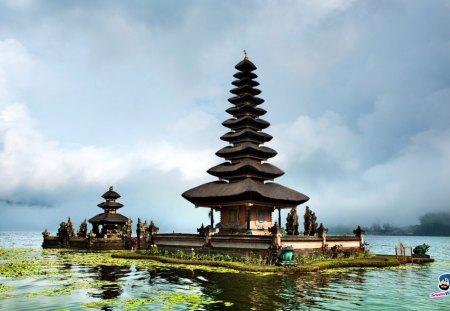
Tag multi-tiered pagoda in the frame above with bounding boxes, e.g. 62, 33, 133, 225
89, 186, 128, 236
183, 54, 309, 235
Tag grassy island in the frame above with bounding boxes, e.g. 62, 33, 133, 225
111, 250, 433, 273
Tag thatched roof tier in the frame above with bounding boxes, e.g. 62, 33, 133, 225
97, 201, 124, 209
235, 58, 257, 71
96, 186, 125, 211
228, 94, 264, 106
88, 212, 128, 224
230, 85, 261, 96
226, 104, 266, 118
182, 178, 309, 208
101, 186, 121, 200
232, 78, 259, 87
207, 160, 284, 180
233, 71, 257, 80
220, 129, 272, 144
222, 116, 269, 130
216, 143, 277, 161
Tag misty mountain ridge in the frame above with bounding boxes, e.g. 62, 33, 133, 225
327, 211, 450, 236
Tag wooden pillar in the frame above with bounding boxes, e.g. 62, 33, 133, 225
246, 208, 250, 231
210, 208, 214, 228
278, 207, 281, 228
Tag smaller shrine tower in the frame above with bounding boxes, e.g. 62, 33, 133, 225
88, 186, 128, 237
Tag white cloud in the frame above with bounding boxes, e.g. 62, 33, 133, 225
0, 101, 215, 192
271, 111, 361, 183
269, 110, 450, 225
0, 39, 34, 100
0, 1, 449, 231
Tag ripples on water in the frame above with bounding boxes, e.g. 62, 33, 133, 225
0, 232, 449, 310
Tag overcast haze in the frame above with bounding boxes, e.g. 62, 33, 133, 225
0, 0, 449, 232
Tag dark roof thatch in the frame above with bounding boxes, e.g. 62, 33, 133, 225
228, 94, 264, 105
182, 178, 309, 207
225, 104, 267, 117
216, 143, 277, 160
221, 129, 272, 144
222, 116, 270, 130
232, 78, 259, 87
207, 160, 284, 180
97, 201, 124, 209
233, 71, 257, 80
230, 85, 261, 96
101, 186, 121, 200
88, 212, 128, 224
235, 58, 257, 71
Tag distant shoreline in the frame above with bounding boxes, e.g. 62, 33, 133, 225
365, 233, 450, 237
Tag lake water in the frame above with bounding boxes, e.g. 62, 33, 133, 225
0, 232, 449, 310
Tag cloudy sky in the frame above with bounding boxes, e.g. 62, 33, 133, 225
0, 0, 449, 232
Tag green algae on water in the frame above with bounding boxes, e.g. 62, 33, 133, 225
0, 283, 13, 300
80, 291, 233, 310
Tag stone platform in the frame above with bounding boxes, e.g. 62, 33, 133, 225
153, 233, 364, 257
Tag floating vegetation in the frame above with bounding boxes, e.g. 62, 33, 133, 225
0, 255, 55, 278
26, 285, 81, 298
81, 299, 120, 308
80, 291, 233, 310
0, 283, 13, 300
0, 248, 37, 260
0, 247, 434, 310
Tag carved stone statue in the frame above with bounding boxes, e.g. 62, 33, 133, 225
353, 225, 365, 238
120, 218, 133, 250
317, 223, 328, 238
309, 210, 317, 236
123, 218, 132, 238
66, 217, 75, 238
88, 229, 96, 239
57, 221, 70, 247
303, 206, 311, 235
137, 218, 149, 249
148, 220, 159, 247
303, 206, 318, 236
148, 220, 159, 236
197, 224, 206, 236
42, 228, 50, 238
286, 207, 299, 235
413, 243, 430, 255
268, 222, 280, 235
77, 219, 88, 238
269, 222, 282, 250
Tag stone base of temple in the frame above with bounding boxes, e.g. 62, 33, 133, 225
42, 235, 132, 251
152, 233, 364, 257
42, 232, 364, 256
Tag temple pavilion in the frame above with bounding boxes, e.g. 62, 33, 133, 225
183, 54, 309, 235
89, 186, 128, 237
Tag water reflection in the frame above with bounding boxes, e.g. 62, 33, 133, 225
2, 233, 448, 311
42, 253, 448, 311
90, 265, 130, 299
190, 269, 368, 310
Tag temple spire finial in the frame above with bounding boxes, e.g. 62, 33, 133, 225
243, 49, 248, 60
109, 185, 113, 191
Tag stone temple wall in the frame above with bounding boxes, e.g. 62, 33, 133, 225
43, 232, 364, 256
152, 234, 364, 257
42, 236, 130, 250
